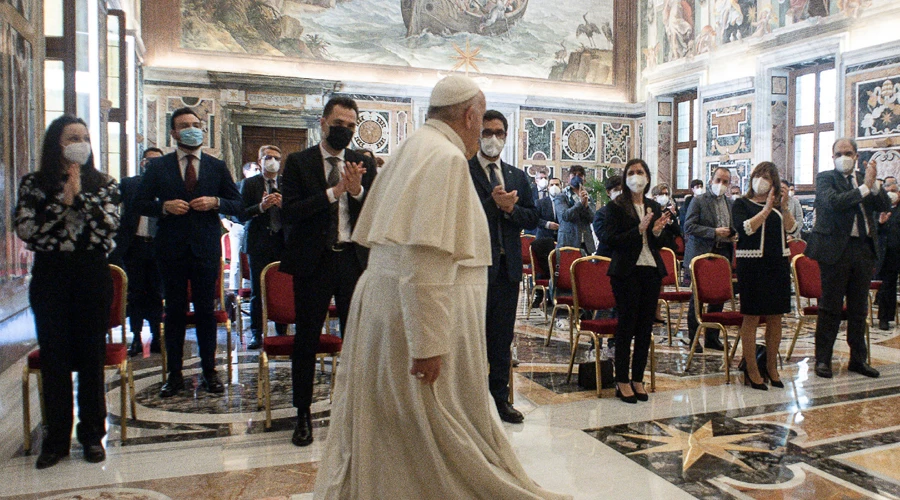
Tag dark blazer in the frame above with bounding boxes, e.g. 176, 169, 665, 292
592, 205, 612, 257
279, 145, 377, 277
239, 174, 284, 255
604, 197, 667, 278
469, 158, 540, 284
877, 203, 900, 273
136, 151, 242, 261
683, 192, 734, 267
110, 175, 156, 266
535, 195, 558, 240
807, 169, 891, 266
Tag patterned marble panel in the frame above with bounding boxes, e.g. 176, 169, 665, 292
860, 148, 900, 180
771, 101, 788, 170
601, 122, 631, 164
352, 110, 391, 155
146, 97, 158, 147
561, 121, 597, 162
839, 443, 900, 484
658, 121, 672, 183
524, 118, 556, 161
706, 103, 753, 157
856, 75, 900, 139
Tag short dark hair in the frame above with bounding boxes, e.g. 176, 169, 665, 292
143, 147, 164, 158
568, 165, 586, 177
549, 176, 561, 184
323, 97, 359, 119
833, 137, 859, 155
604, 174, 622, 192
170, 107, 200, 130
781, 179, 793, 187
713, 166, 731, 179
689, 178, 704, 189
483, 110, 508, 131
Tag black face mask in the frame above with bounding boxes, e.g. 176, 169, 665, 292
325, 125, 354, 151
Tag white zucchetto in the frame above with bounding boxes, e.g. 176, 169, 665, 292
429, 75, 481, 107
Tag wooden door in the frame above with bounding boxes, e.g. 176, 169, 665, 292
241, 126, 308, 165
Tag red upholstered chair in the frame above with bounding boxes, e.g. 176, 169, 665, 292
787, 238, 807, 259
788, 254, 869, 363
234, 252, 252, 344
673, 234, 685, 269
526, 241, 551, 321
257, 262, 341, 429
687, 253, 762, 382
23, 264, 137, 453
520, 234, 536, 305
545, 247, 584, 346
159, 261, 234, 384
869, 268, 883, 326
658, 247, 692, 345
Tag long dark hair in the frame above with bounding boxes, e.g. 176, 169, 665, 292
745, 161, 782, 200
36, 115, 105, 194
615, 158, 652, 216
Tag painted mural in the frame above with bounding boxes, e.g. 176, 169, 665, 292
857, 75, 900, 139
641, 0, 878, 68
180, 0, 616, 84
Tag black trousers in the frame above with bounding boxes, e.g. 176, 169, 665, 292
292, 246, 362, 410
687, 244, 732, 342
816, 238, 873, 365
248, 235, 286, 336
123, 238, 162, 341
159, 253, 219, 375
876, 247, 900, 322
611, 266, 662, 383
486, 259, 520, 403
29, 251, 111, 452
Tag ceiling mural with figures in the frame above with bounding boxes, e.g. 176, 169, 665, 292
179, 0, 618, 84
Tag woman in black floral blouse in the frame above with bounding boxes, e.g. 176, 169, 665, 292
15, 115, 120, 469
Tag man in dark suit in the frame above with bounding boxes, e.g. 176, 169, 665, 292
592, 174, 623, 258
240, 144, 287, 349
876, 177, 900, 331
280, 97, 377, 447
111, 147, 165, 357
469, 110, 539, 423
136, 107, 243, 397
535, 177, 561, 240
807, 138, 889, 378
683, 167, 734, 353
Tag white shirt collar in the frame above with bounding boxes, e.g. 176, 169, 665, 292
320, 142, 345, 163
176, 147, 202, 162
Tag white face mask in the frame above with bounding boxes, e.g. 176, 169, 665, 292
609, 189, 621, 200
263, 158, 280, 173
692, 186, 705, 196
480, 136, 505, 158
889, 191, 899, 204
752, 177, 770, 194
834, 156, 856, 174
709, 182, 726, 197
655, 194, 669, 206
789, 189, 795, 197
548, 185, 562, 197
63, 141, 92, 165
626, 174, 647, 193
536, 178, 548, 189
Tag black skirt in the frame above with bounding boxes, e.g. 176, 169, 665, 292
736, 255, 792, 316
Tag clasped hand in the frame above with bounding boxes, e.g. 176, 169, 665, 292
639, 207, 669, 234
163, 196, 217, 215
62, 164, 81, 205
492, 185, 518, 213
333, 161, 366, 198
262, 192, 282, 210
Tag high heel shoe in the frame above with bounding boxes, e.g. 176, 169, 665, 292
769, 376, 784, 389
616, 384, 637, 404
631, 382, 649, 402
738, 359, 768, 391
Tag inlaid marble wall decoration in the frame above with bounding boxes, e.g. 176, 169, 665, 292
561, 122, 597, 162
396, 110, 409, 145
601, 122, 631, 164
524, 117, 556, 161
166, 97, 217, 149
637, 120, 645, 159
860, 148, 900, 179
856, 75, 900, 139
145, 96, 158, 148
706, 102, 752, 157
771, 101, 788, 170
708, 158, 752, 193
657, 121, 673, 184
353, 110, 391, 155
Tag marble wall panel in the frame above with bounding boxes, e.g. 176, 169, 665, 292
771, 101, 788, 170
657, 120, 672, 183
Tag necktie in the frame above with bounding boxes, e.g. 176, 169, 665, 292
267, 178, 282, 233
326, 157, 341, 246
488, 163, 505, 255
184, 155, 197, 192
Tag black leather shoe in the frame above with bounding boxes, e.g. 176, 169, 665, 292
159, 374, 185, 398
247, 333, 262, 350
615, 384, 637, 404
127, 338, 143, 357
292, 410, 314, 447
83, 444, 105, 463
704, 338, 725, 351
848, 361, 880, 378
814, 362, 833, 378
35, 449, 69, 469
200, 372, 225, 393
495, 400, 525, 423
879, 319, 891, 331
684, 338, 703, 353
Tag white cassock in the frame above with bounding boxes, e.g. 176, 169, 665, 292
314, 120, 569, 499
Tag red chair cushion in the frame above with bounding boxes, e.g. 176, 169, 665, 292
535, 279, 550, 287
328, 304, 337, 315
263, 335, 295, 357
693, 257, 734, 305
556, 295, 574, 306
318, 334, 343, 354
105, 343, 128, 366
659, 290, 692, 302
794, 256, 822, 299
238, 288, 252, 298
522, 268, 533, 275
700, 311, 747, 326
871, 281, 882, 290
572, 258, 616, 311
578, 318, 617, 335
27, 350, 41, 370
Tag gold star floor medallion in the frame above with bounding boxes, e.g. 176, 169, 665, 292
621, 420, 779, 473
450, 39, 484, 75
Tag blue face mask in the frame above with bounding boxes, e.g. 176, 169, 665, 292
178, 127, 204, 147
571, 176, 583, 189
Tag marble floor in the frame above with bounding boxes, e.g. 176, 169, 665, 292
2, 295, 900, 500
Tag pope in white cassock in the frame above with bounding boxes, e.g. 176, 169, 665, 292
314, 76, 569, 499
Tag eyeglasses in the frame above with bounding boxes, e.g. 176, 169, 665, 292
481, 129, 507, 139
